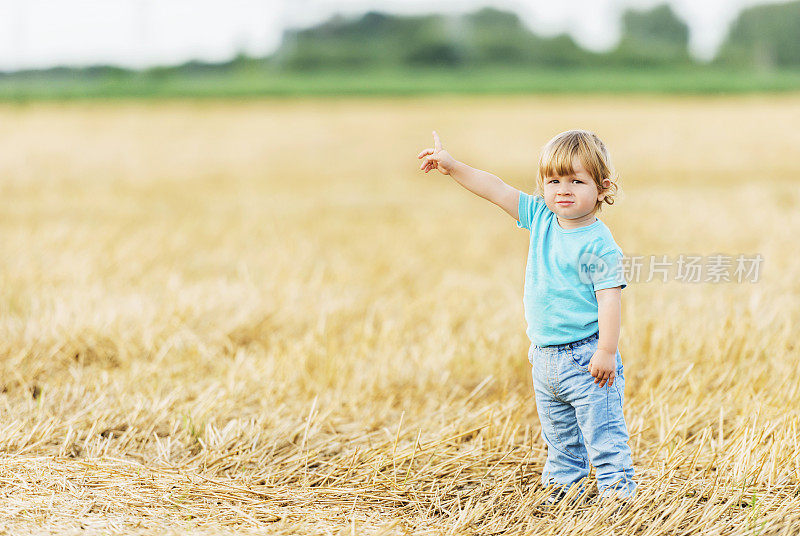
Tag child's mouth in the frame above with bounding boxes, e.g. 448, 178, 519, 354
557, 201, 573, 205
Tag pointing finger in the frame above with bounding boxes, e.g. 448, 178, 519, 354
433, 130, 442, 151
417, 148, 433, 159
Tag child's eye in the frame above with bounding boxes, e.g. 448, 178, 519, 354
573, 179, 583, 184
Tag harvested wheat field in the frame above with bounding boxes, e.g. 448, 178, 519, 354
0, 95, 799, 535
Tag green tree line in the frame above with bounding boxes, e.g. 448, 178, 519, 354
233, 1, 800, 73
1, 1, 798, 83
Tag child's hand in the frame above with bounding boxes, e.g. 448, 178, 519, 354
418, 130, 458, 176
588, 349, 616, 388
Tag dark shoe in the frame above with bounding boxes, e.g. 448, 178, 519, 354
544, 485, 596, 507
545, 487, 569, 505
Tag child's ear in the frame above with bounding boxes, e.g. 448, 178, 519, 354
597, 178, 611, 201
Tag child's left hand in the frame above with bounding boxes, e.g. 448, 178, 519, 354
588, 349, 616, 388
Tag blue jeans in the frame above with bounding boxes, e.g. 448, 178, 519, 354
528, 331, 637, 500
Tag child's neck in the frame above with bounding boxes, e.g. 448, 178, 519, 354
557, 212, 597, 230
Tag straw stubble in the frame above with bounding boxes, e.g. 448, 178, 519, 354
0, 96, 799, 534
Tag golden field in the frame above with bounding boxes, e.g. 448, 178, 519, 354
0, 95, 799, 535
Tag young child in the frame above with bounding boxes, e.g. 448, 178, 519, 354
417, 129, 637, 504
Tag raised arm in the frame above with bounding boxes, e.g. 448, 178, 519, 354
418, 131, 521, 221
450, 162, 521, 220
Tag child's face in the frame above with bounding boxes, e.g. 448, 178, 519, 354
542, 156, 609, 220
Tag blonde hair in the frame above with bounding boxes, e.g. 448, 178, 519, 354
536, 129, 620, 213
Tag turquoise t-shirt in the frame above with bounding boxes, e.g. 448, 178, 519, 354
516, 192, 627, 347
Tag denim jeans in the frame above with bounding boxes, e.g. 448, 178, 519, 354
528, 331, 637, 500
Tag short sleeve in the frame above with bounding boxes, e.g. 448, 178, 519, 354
516, 192, 545, 231
589, 248, 628, 291
578, 247, 627, 291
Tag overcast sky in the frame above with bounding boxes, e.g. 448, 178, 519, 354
0, 0, 786, 70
